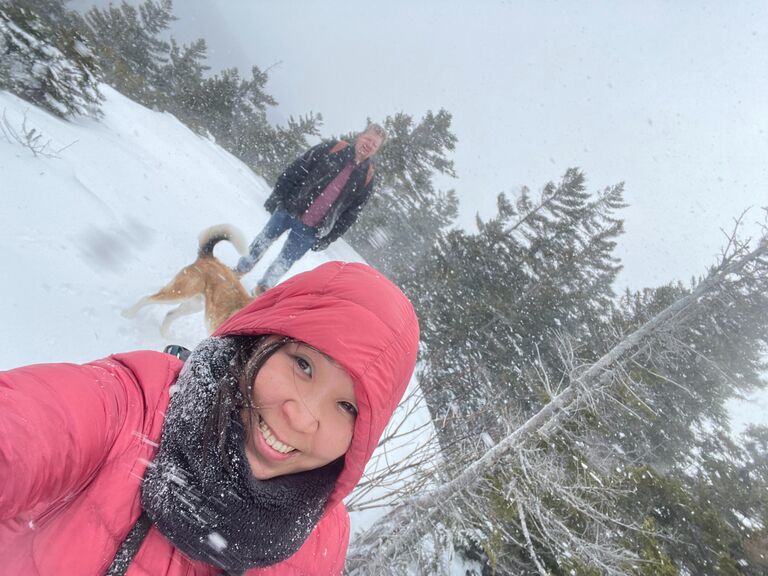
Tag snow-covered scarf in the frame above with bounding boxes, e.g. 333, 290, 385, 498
141, 337, 341, 573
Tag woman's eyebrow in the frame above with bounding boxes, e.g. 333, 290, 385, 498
297, 343, 339, 365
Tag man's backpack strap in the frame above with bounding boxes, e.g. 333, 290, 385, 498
329, 141, 349, 154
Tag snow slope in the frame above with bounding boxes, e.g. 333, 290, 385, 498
0, 85, 367, 365
0, 86, 435, 537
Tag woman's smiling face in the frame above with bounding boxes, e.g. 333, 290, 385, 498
242, 338, 358, 480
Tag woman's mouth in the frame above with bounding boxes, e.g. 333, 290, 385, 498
258, 415, 297, 455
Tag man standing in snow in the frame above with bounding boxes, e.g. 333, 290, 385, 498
234, 124, 386, 294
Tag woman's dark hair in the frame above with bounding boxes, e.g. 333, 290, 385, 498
205, 334, 296, 472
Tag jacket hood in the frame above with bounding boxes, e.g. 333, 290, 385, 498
213, 261, 419, 509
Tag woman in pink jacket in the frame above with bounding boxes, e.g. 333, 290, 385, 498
0, 261, 419, 575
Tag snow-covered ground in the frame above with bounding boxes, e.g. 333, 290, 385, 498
0, 85, 366, 365
0, 86, 436, 539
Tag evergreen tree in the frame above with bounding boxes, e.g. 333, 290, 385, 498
8, 0, 67, 27
242, 111, 324, 184
345, 109, 459, 281
602, 268, 768, 471
468, 234, 768, 575
0, 1, 102, 118
82, 0, 174, 105
178, 63, 321, 182
78, 0, 320, 183
621, 427, 768, 576
221, 65, 279, 162
601, 270, 768, 575
153, 37, 209, 127
185, 67, 241, 138
348, 226, 768, 576
408, 169, 625, 449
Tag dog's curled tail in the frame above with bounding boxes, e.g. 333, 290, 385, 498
198, 224, 248, 258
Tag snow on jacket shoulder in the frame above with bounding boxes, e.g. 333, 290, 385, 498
0, 351, 348, 575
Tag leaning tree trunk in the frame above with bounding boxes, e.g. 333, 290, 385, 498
346, 234, 767, 575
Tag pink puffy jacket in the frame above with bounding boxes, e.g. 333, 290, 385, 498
0, 262, 419, 575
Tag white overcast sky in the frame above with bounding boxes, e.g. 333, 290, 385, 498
73, 0, 768, 291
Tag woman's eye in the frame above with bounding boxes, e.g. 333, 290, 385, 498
295, 356, 312, 376
339, 401, 358, 417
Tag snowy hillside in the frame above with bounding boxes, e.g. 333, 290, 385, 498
0, 86, 435, 537
0, 85, 366, 366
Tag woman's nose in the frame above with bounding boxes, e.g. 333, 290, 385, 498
282, 397, 320, 434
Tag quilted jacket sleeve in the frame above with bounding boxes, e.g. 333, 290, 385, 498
0, 360, 131, 520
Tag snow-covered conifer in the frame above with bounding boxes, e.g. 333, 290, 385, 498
0, 4, 102, 118
83, 0, 174, 106
153, 37, 209, 125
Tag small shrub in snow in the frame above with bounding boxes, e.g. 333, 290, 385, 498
0, 108, 76, 158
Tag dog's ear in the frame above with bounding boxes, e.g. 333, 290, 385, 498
163, 344, 191, 362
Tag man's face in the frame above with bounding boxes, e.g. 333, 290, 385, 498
354, 130, 384, 162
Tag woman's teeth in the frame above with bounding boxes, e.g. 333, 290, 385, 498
259, 417, 296, 454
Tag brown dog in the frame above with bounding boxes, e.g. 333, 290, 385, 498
122, 224, 252, 336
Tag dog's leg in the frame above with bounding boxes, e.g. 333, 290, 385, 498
160, 296, 205, 338
122, 296, 153, 318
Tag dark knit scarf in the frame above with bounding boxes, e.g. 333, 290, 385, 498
141, 337, 342, 573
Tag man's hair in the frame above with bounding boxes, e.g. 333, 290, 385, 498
363, 122, 387, 143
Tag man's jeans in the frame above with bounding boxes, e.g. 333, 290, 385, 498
234, 209, 318, 289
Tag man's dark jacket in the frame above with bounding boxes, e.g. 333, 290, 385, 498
264, 140, 376, 250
